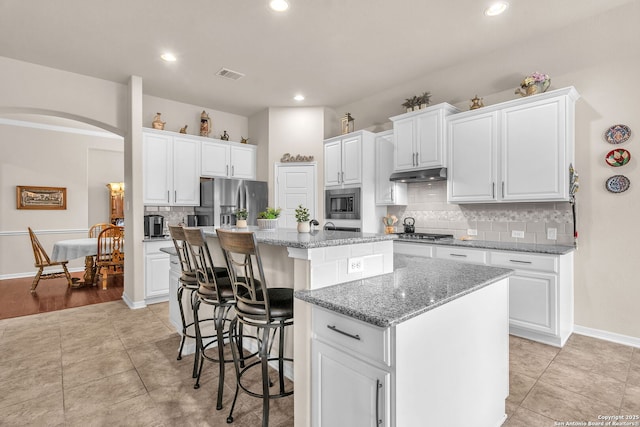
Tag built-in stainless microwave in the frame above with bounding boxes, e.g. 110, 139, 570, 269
325, 188, 361, 220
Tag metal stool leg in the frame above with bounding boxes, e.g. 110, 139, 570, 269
176, 285, 187, 360
261, 326, 271, 427
227, 317, 241, 424
193, 298, 205, 388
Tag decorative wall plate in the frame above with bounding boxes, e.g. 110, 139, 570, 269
605, 148, 631, 167
605, 175, 630, 193
604, 124, 631, 144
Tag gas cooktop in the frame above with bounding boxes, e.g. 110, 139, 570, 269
395, 233, 454, 241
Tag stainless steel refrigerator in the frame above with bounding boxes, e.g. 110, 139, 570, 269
194, 178, 268, 227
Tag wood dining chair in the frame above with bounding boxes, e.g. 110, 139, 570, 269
28, 227, 74, 294
94, 225, 124, 290
88, 223, 112, 238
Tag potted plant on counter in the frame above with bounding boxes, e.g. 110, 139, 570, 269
257, 207, 281, 230
295, 204, 311, 233
235, 208, 248, 228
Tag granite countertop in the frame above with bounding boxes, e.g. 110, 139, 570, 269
159, 246, 177, 256
294, 254, 513, 328
200, 226, 395, 249
396, 237, 575, 255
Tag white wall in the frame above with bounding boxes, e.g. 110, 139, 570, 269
334, 4, 640, 340
0, 121, 124, 277
143, 95, 248, 143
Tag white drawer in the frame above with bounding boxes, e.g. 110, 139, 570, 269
434, 246, 487, 264
394, 241, 433, 257
490, 251, 558, 273
313, 307, 390, 366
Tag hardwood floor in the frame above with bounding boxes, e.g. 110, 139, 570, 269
0, 272, 123, 320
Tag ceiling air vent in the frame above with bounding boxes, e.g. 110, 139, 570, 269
215, 67, 245, 81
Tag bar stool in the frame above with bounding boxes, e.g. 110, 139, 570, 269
183, 227, 239, 409
169, 225, 225, 377
216, 229, 294, 426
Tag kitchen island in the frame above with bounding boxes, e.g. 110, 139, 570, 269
296, 255, 513, 427
181, 227, 512, 426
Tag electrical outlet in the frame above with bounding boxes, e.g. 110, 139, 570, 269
467, 229, 478, 236
547, 227, 557, 240
347, 257, 363, 274
511, 230, 525, 239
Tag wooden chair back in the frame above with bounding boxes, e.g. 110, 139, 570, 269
96, 226, 125, 265
28, 227, 52, 267
169, 225, 194, 275
216, 229, 270, 320
89, 223, 112, 238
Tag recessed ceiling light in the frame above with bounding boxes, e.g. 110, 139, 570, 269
269, 0, 289, 12
484, 1, 509, 16
160, 53, 177, 62
294, 94, 305, 101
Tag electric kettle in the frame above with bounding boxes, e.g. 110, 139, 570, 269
403, 217, 415, 234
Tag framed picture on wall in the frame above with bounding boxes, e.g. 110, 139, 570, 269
16, 186, 67, 210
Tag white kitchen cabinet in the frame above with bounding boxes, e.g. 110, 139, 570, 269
375, 130, 407, 205
390, 103, 459, 172
311, 279, 509, 427
313, 339, 390, 427
395, 241, 574, 347
142, 129, 200, 206
489, 250, 574, 347
447, 87, 579, 203
144, 240, 170, 303
324, 133, 362, 187
201, 139, 256, 180
447, 111, 498, 202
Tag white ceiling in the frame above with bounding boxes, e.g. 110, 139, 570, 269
0, 0, 635, 117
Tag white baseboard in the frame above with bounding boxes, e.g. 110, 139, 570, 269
0, 267, 86, 281
122, 292, 146, 310
573, 324, 640, 349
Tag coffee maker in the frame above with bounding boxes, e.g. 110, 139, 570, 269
144, 214, 165, 238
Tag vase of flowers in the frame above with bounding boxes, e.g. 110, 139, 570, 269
235, 208, 248, 228
515, 72, 551, 97
257, 207, 281, 230
294, 204, 311, 233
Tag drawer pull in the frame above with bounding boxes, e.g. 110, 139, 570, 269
509, 259, 532, 264
376, 379, 382, 425
327, 324, 361, 341
449, 253, 467, 258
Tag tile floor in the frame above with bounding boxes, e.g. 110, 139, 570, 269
0, 300, 638, 427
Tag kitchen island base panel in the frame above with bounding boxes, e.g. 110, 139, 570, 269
395, 278, 509, 427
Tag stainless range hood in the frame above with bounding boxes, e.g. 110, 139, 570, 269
389, 167, 447, 183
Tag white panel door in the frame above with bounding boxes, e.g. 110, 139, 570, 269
341, 135, 362, 185
447, 112, 498, 203
502, 97, 566, 201
312, 339, 390, 427
416, 109, 442, 168
393, 118, 415, 171
145, 252, 170, 299
143, 132, 172, 205
276, 163, 317, 229
230, 144, 256, 179
509, 271, 557, 335
172, 136, 200, 206
201, 140, 230, 177
324, 141, 342, 187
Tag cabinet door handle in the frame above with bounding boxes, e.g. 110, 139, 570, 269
502, 181, 505, 198
341, 171, 344, 183
449, 253, 467, 258
337, 172, 341, 183
167, 191, 170, 203
390, 188, 394, 201
412, 152, 416, 166
174, 190, 177, 202
327, 324, 361, 341
226, 165, 229, 176
492, 182, 495, 199
415, 152, 419, 166
376, 379, 382, 425
509, 259, 532, 264
231, 165, 235, 176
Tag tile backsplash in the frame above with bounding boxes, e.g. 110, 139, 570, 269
144, 206, 195, 233
387, 181, 575, 245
